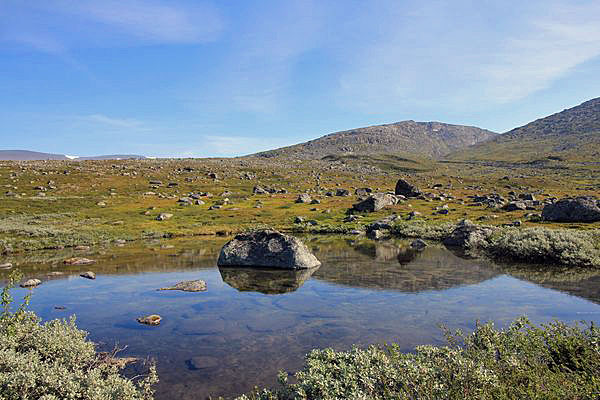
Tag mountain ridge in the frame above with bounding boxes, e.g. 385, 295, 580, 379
0, 150, 148, 161
447, 97, 600, 162
252, 120, 497, 159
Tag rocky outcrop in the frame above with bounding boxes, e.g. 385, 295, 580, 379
217, 230, 321, 269
353, 193, 397, 212
395, 179, 421, 198
542, 197, 600, 222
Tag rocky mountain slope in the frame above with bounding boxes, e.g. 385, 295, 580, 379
253, 121, 496, 159
448, 97, 600, 162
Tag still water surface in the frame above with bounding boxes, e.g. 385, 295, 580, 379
4, 236, 600, 399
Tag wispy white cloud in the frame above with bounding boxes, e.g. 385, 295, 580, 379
200, 0, 327, 113
336, 0, 600, 112
479, 2, 600, 103
0, 0, 223, 51
85, 114, 143, 129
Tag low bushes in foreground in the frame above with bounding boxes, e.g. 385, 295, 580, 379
0, 273, 157, 399
240, 317, 600, 400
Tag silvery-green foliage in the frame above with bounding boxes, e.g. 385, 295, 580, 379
239, 317, 600, 400
0, 272, 158, 399
483, 227, 600, 267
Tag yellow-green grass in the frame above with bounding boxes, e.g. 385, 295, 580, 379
1, 156, 599, 254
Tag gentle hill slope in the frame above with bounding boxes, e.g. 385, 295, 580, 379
0, 150, 147, 161
449, 97, 600, 162
253, 121, 496, 159
0, 150, 69, 161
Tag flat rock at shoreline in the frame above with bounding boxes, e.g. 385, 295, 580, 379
64, 257, 96, 265
158, 280, 207, 292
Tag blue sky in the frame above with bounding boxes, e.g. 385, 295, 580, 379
1, 0, 600, 157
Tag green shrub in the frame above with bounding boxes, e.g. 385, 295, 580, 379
0, 272, 157, 399
239, 317, 600, 400
390, 220, 455, 240
483, 227, 600, 267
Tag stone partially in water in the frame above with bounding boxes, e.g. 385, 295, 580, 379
0, 262, 12, 269
64, 257, 96, 265
411, 239, 428, 249
158, 280, 207, 292
217, 229, 321, 269
137, 315, 161, 326
80, 271, 96, 279
20, 279, 42, 288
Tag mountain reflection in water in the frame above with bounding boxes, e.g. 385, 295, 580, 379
2, 236, 600, 400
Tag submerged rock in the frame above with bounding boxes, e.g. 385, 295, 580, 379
187, 356, 220, 370
542, 197, 600, 222
158, 280, 207, 292
137, 315, 161, 326
217, 229, 321, 269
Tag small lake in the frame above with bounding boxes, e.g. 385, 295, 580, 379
4, 236, 600, 399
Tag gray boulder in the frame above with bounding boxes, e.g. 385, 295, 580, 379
353, 193, 397, 212
542, 197, 600, 222
504, 201, 527, 212
217, 230, 321, 269
158, 280, 207, 292
295, 193, 312, 204
20, 279, 42, 288
395, 179, 421, 198
411, 239, 428, 249
80, 271, 96, 280
443, 220, 495, 250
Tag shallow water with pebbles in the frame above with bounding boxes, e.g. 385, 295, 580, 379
4, 236, 600, 399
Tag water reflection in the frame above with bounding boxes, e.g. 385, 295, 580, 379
1, 236, 600, 400
315, 239, 500, 292
219, 266, 318, 294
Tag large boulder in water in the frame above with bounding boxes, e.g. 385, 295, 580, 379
217, 230, 321, 269
542, 197, 600, 222
353, 193, 397, 212
395, 179, 421, 198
